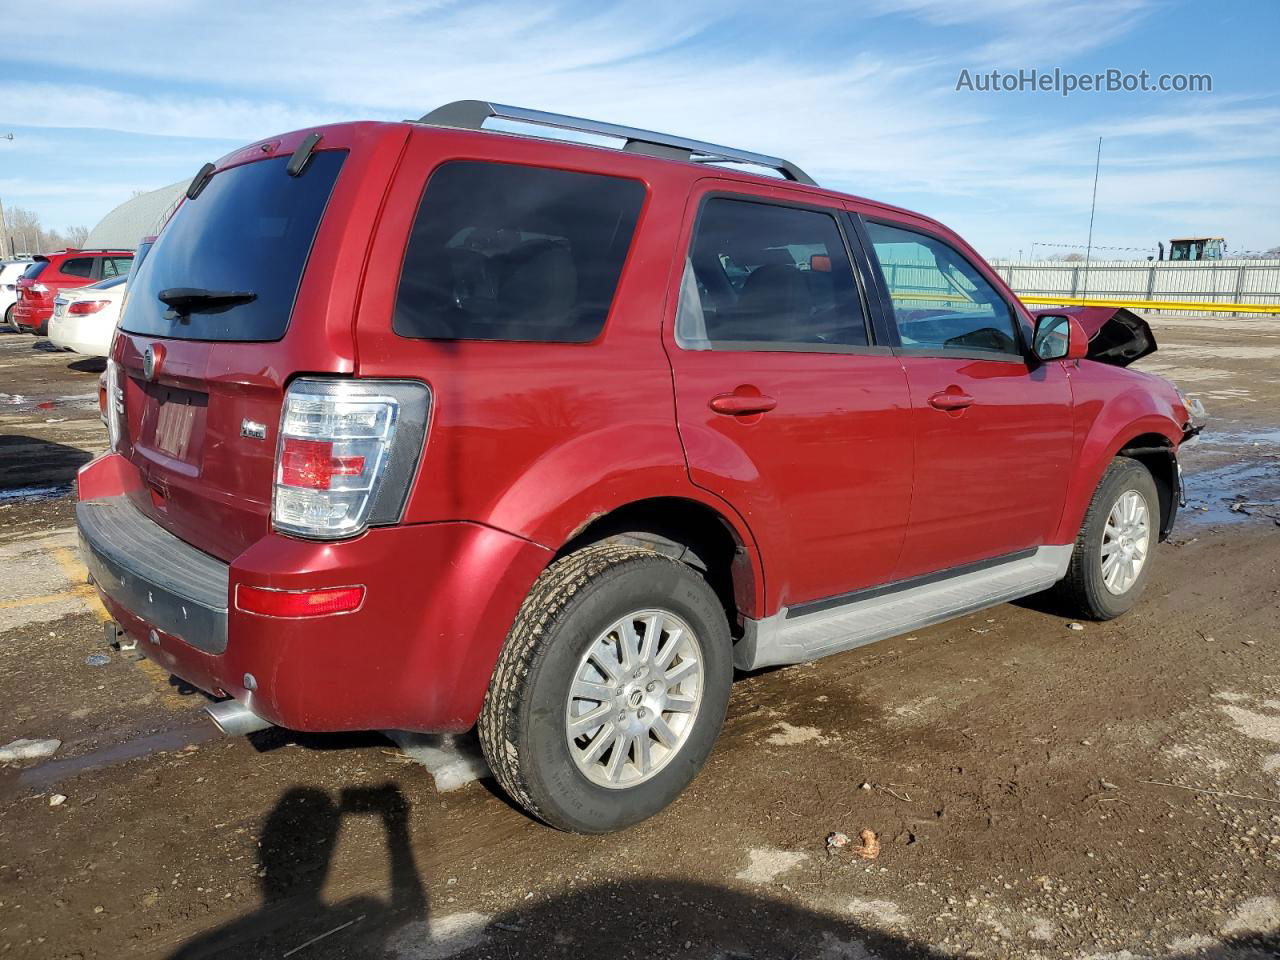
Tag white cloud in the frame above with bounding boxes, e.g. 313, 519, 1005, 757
0, 0, 1275, 254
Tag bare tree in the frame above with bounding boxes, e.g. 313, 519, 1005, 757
0, 206, 92, 254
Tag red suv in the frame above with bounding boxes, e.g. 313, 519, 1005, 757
77, 102, 1202, 833
14, 248, 134, 335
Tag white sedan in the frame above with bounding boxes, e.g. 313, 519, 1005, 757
48, 275, 128, 356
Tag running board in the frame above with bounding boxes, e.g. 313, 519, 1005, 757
734, 545, 1073, 670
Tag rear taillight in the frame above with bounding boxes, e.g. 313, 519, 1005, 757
68, 300, 110, 315
30, 283, 48, 294
105, 359, 125, 450
272, 378, 431, 540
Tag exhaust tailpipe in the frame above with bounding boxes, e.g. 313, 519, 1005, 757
206, 700, 273, 737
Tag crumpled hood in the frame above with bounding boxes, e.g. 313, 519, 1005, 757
1034, 306, 1157, 366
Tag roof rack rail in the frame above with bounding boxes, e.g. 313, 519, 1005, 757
417, 100, 817, 186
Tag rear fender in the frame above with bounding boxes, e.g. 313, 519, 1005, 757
485, 426, 768, 619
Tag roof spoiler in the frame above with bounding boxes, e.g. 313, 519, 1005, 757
417, 100, 817, 186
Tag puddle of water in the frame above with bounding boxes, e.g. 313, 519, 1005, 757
0, 392, 97, 413
0, 483, 73, 504
1193, 427, 1280, 449
10, 722, 215, 794
1183, 461, 1280, 525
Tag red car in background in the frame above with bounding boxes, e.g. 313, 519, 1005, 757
14, 248, 134, 335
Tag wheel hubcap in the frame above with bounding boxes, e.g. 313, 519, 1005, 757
1101, 489, 1150, 595
565, 608, 704, 789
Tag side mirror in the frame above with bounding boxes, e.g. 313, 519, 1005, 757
1033, 314, 1088, 362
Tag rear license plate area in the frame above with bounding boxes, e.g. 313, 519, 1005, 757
145, 385, 208, 462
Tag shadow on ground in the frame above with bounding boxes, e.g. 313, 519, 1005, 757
164, 783, 1280, 960
0, 434, 92, 492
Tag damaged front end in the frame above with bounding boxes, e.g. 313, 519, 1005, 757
1033, 306, 1157, 367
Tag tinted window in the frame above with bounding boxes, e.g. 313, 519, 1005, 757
865, 221, 1019, 356
21, 261, 48, 280
677, 198, 867, 350
60, 257, 94, 279
394, 162, 645, 343
121, 151, 345, 342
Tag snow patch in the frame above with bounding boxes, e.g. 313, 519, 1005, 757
736, 848, 807, 884
766, 721, 827, 746
387, 911, 490, 959
845, 897, 906, 928
1221, 896, 1280, 936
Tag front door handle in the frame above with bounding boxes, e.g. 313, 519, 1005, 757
709, 394, 778, 416
928, 390, 975, 411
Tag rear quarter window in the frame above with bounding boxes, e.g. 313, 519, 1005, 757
121, 151, 345, 342
59, 257, 95, 279
393, 161, 646, 343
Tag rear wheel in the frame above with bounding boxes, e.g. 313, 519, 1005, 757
1054, 457, 1158, 620
478, 544, 732, 833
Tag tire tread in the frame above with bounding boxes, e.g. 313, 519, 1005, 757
478, 543, 679, 826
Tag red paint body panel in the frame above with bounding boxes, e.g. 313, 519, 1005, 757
113, 123, 409, 562
81, 452, 550, 732
76, 116, 1194, 735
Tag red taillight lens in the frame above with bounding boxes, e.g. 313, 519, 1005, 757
68, 300, 110, 315
279, 438, 366, 490
235, 584, 365, 618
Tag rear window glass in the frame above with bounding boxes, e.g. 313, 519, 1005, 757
394, 161, 645, 343
22, 261, 48, 280
90, 276, 127, 290
121, 151, 345, 342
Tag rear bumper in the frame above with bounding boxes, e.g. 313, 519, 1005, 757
48, 314, 112, 356
78, 497, 229, 654
13, 299, 51, 333
77, 453, 552, 733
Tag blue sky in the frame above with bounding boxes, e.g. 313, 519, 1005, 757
1, 0, 1277, 259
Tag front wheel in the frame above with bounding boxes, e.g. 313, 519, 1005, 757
478, 544, 732, 833
3, 304, 14, 331
1054, 457, 1159, 620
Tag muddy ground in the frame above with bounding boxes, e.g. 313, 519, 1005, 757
0, 319, 1277, 960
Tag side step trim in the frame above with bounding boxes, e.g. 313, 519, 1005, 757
735, 545, 1073, 670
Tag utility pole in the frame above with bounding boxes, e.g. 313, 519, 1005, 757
1, 133, 12, 258
1082, 136, 1102, 298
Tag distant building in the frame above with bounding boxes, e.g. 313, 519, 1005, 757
86, 181, 186, 249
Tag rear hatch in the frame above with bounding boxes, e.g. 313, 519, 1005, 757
110, 123, 407, 561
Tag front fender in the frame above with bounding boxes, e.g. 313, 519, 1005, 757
1052, 376, 1183, 544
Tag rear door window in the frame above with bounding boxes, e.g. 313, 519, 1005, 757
121, 151, 345, 342
394, 161, 645, 343
677, 197, 869, 350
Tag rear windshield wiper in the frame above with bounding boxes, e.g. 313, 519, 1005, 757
157, 287, 257, 316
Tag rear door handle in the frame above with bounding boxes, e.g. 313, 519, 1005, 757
928, 390, 975, 411
709, 394, 778, 416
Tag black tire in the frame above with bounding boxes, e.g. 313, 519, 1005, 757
478, 543, 732, 833
1054, 457, 1159, 620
